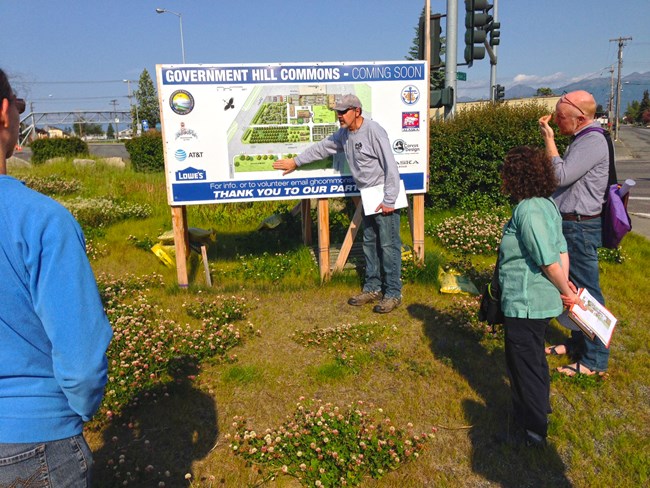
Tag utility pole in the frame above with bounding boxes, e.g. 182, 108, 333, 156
610, 36, 632, 141
110, 99, 119, 141
608, 65, 615, 131
444, 0, 457, 119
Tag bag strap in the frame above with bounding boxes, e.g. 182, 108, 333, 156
573, 126, 617, 195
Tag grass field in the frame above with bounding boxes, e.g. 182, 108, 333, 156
9, 159, 650, 487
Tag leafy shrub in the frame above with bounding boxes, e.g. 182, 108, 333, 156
95, 273, 254, 420
63, 197, 152, 228
229, 399, 435, 487
124, 131, 164, 172
21, 174, 81, 195
426, 210, 509, 255
29, 137, 88, 164
428, 102, 570, 210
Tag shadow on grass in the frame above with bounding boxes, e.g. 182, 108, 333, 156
92, 359, 218, 487
408, 303, 571, 487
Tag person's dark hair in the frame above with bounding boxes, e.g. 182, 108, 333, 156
0, 69, 12, 100
501, 146, 558, 201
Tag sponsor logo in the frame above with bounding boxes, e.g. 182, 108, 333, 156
392, 139, 420, 154
401, 85, 420, 105
397, 159, 420, 166
402, 112, 420, 131
170, 90, 194, 115
354, 142, 363, 150
175, 149, 187, 161
175, 122, 198, 140
175, 149, 204, 162
175, 166, 206, 181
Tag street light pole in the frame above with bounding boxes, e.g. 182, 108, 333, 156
123, 79, 140, 136
156, 8, 186, 64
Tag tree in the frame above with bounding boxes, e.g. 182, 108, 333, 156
106, 124, 115, 139
642, 109, 650, 126
625, 100, 640, 123
535, 87, 554, 97
637, 90, 650, 123
135, 69, 160, 129
406, 7, 445, 90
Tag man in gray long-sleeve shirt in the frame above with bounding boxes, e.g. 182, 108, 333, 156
273, 94, 402, 313
538, 90, 611, 375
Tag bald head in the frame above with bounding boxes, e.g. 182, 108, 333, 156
559, 90, 596, 119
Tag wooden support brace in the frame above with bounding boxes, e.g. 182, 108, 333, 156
333, 197, 363, 274
317, 199, 330, 282
201, 244, 212, 287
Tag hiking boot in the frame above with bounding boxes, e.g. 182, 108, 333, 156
348, 290, 382, 306
373, 296, 401, 314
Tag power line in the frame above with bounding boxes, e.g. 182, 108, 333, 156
31, 95, 130, 102
23, 80, 135, 85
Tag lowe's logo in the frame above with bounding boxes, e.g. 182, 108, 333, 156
175, 167, 206, 181
175, 149, 187, 161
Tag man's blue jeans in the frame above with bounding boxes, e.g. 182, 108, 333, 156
362, 210, 402, 299
0, 435, 93, 487
562, 217, 610, 372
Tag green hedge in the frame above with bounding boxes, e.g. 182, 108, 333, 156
428, 102, 570, 211
124, 132, 164, 172
29, 137, 89, 165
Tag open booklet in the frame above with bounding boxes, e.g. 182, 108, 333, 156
555, 288, 617, 348
359, 180, 408, 216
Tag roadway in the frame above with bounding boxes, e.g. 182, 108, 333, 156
615, 125, 650, 241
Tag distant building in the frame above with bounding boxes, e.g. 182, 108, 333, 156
42, 126, 70, 139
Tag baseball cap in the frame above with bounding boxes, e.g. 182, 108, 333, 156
333, 94, 362, 111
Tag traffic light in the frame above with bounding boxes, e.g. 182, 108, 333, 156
430, 86, 454, 109
489, 21, 500, 46
495, 84, 505, 101
431, 14, 442, 68
464, 0, 492, 66
418, 13, 443, 68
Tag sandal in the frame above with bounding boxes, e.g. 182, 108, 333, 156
556, 362, 606, 377
545, 345, 567, 356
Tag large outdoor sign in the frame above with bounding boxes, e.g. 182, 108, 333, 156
156, 61, 428, 205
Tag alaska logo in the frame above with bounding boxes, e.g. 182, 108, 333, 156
175, 167, 206, 181
402, 112, 420, 131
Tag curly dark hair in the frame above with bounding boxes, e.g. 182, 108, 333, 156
500, 146, 558, 202
0, 69, 11, 100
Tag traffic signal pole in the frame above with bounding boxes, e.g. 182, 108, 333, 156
489, 0, 498, 101
444, 0, 458, 119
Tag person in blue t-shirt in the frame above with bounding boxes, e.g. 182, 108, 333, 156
497, 146, 582, 447
0, 68, 113, 486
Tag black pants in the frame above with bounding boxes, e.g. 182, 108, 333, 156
504, 316, 551, 438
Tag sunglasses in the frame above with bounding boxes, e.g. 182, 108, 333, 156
559, 95, 585, 116
9, 95, 26, 114
336, 107, 354, 116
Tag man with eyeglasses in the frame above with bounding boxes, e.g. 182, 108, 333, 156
273, 94, 402, 313
538, 90, 611, 377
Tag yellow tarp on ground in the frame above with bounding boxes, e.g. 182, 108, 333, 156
439, 268, 480, 295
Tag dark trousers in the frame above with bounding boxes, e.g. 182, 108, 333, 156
504, 316, 551, 438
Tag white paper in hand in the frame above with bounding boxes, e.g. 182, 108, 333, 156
359, 180, 408, 216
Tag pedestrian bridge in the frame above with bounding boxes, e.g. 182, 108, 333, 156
19, 110, 133, 146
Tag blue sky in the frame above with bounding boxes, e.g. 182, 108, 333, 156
2, 0, 649, 114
